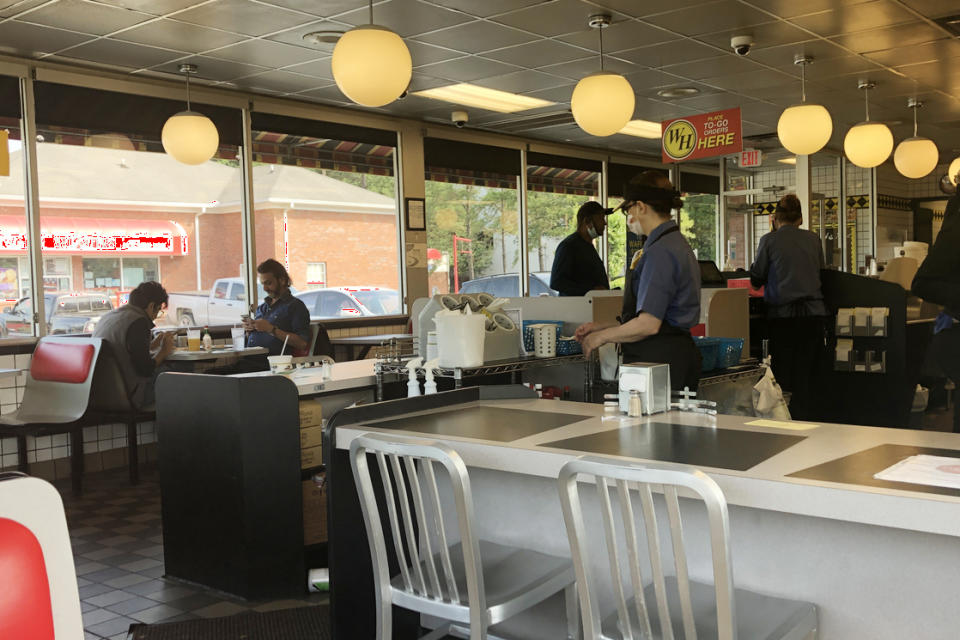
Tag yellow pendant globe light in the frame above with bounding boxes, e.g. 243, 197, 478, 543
777, 56, 832, 155
844, 81, 894, 168
162, 64, 219, 165
893, 99, 939, 179
331, 0, 411, 107
571, 15, 634, 137
949, 157, 960, 186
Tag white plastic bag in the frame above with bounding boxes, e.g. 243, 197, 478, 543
598, 343, 619, 381
753, 357, 791, 420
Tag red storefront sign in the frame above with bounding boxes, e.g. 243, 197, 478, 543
661, 107, 743, 163
0, 216, 189, 254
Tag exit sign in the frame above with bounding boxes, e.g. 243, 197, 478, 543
740, 149, 762, 167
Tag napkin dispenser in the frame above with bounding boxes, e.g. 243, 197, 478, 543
618, 362, 670, 415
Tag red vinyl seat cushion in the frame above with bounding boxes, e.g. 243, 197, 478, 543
0, 518, 55, 640
30, 341, 95, 384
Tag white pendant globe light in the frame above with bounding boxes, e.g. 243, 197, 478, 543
331, 0, 411, 107
949, 157, 960, 186
162, 64, 219, 166
777, 55, 832, 155
893, 98, 939, 179
571, 14, 634, 137
844, 80, 894, 168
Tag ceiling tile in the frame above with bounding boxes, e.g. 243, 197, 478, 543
254, 0, 367, 18
280, 58, 333, 80
789, 0, 917, 37
175, 0, 313, 37
420, 0, 546, 19
406, 40, 468, 65
520, 83, 577, 103
19, 0, 152, 36
556, 19, 676, 52
830, 22, 949, 53
336, 0, 473, 37
491, 0, 629, 37
92, 0, 207, 16
416, 56, 523, 82
696, 20, 814, 52
114, 19, 247, 53
0, 20, 91, 57
892, 61, 960, 95
536, 55, 635, 81
898, 0, 960, 19
56, 38, 187, 70
481, 39, 592, 67
295, 84, 354, 103
709, 69, 797, 93
864, 38, 960, 67
615, 39, 722, 68
407, 73, 451, 91
265, 19, 352, 49
473, 69, 571, 93
659, 55, 761, 80
643, 0, 776, 37
0, 0, 48, 19
412, 20, 537, 53
231, 70, 328, 93
206, 39, 322, 68
748, 39, 861, 69
740, 0, 876, 20
151, 55, 269, 81
586, 0, 712, 18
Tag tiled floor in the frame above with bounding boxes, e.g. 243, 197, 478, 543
59, 465, 327, 640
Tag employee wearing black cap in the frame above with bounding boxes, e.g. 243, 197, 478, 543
549, 201, 611, 297
575, 171, 702, 391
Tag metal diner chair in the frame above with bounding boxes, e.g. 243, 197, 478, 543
350, 433, 579, 640
558, 456, 818, 640
0, 337, 102, 497
0, 472, 84, 639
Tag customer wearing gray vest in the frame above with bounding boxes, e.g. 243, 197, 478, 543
93, 281, 175, 410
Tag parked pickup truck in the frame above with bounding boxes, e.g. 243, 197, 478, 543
165, 277, 268, 327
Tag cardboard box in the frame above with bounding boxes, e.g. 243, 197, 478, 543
303, 477, 327, 545
300, 424, 324, 450
301, 444, 323, 469
299, 400, 324, 428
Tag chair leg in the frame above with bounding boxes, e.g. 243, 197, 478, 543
15, 434, 28, 472
374, 593, 391, 640
70, 429, 83, 497
127, 420, 139, 485
565, 582, 581, 640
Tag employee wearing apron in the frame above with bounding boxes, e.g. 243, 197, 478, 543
575, 171, 702, 391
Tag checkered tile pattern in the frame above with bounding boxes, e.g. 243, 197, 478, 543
59, 466, 327, 640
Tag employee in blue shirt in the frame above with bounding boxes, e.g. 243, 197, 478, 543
576, 171, 702, 391
749, 194, 827, 420
550, 201, 611, 296
244, 259, 311, 356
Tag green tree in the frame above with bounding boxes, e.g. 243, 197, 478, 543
526, 191, 578, 272
424, 181, 502, 289
680, 193, 718, 261
323, 169, 396, 198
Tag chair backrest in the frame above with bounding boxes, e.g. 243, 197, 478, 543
18, 337, 103, 423
0, 473, 84, 640
349, 433, 486, 622
558, 456, 735, 640
88, 340, 136, 414
293, 323, 321, 358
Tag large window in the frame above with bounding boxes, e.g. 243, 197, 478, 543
250, 113, 401, 318
680, 193, 719, 261
424, 139, 521, 297
0, 77, 32, 336
34, 82, 243, 330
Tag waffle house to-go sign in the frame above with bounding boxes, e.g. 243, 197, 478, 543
661, 107, 742, 163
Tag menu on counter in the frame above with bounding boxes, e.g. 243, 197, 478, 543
874, 455, 960, 490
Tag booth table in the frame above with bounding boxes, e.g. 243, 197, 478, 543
327, 389, 960, 640
329, 333, 412, 361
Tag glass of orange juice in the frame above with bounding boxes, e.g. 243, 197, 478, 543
187, 328, 201, 351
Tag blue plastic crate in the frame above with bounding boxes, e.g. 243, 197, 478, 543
556, 338, 582, 356
693, 337, 721, 372
716, 337, 744, 369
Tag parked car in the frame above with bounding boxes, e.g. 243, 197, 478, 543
0, 292, 114, 335
165, 277, 298, 327
457, 273, 557, 297
296, 287, 401, 319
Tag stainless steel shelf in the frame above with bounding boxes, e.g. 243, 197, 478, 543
377, 353, 585, 379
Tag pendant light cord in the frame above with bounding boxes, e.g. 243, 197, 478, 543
185, 72, 191, 111
369, 0, 373, 24
913, 104, 918, 137
800, 63, 806, 103
599, 26, 604, 71
864, 86, 870, 122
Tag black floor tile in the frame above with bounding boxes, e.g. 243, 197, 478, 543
86, 614, 137, 638
105, 595, 164, 616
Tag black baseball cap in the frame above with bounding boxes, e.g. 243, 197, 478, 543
576, 201, 613, 222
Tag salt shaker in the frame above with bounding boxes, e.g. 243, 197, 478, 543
628, 390, 643, 417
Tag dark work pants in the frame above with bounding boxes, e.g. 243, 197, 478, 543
932, 326, 960, 432
768, 316, 826, 421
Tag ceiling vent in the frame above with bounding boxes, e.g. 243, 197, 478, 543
477, 111, 576, 134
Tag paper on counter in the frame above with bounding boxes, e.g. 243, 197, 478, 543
874, 455, 960, 490
746, 419, 819, 431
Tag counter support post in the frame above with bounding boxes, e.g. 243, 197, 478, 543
375, 360, 383, 401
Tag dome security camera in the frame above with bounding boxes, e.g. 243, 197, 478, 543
452, 110, 468, 128
731, 35, 754, 56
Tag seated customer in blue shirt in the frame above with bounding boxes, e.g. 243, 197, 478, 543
575, 171, 702, 391
243, 259, 311, 356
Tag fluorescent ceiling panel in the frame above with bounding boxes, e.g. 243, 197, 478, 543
412, 83, 554, 113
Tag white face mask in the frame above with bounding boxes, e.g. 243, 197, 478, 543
627, 214, 645, 237
586, 224, 599, 239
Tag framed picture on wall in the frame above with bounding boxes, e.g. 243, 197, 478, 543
405, 197, 426, 231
